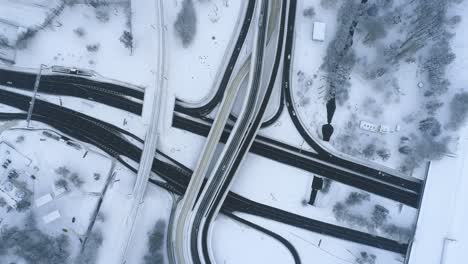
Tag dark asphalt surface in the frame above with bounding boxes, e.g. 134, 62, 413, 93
0, 89, 408, 256
196, 0, 288, 262
174, 0, 256, 118
0, 68, 143, 115
192, 0, 280, 262
173, 0, 422, 199
172, 113, 421, 208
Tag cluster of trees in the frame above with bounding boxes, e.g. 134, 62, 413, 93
0, 215, 70, 264
54, 166, 85, 190
398, 0, 450, 58
399, 135, 450, 173
11, 179, 32, 213
320, 0, 339, 9
302, 7, 315, 18
95, 6, 111, 23
74, 27, 86, 37
448, 92, 468, 130
174, 0, 197, 47
86, 43, 100, 52
143, 220, 167, 264
357, 0, 468, 172
356, 251, 376, 264
421, 39, 455, 97
321, 0, 365, 105
357, 0, 399, 46
333, 200, 413, 242
345, 192, 370, 206
85, 0, 110, 8
120, 31, 133, 50
397, 0, 465, 171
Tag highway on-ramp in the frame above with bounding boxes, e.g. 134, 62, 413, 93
171, 12, 254, 264
189, 0, 288, 263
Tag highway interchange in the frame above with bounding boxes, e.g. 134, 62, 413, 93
0, 86, 409, 262
0, 0, 424, 263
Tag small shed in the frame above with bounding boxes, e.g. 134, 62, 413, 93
35, 193, 53, 207
313, 22, 326, 41
42, 210, 61, 224
379, 125, 391, 134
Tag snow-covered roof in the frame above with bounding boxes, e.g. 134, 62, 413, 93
312, 22, 326, 41
35, 193, 53, 207
359, 120, 378, 132
42, 210, 61, 224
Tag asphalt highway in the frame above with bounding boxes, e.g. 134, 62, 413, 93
0, 68, 143, 115
171, 5, 254, 262
174, 0, 255, 118
172, 113, 421, 208
173, 0, 421, 197
192, 0, 288, 263
189, 0, 271, 262
120, 1, 165, 262
0, 90, 408, 256
279, 0, 413, 195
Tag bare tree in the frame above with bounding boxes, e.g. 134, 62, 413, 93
120, 31, 133, 50
419, 117, 442, 137
0, 217, 70, 264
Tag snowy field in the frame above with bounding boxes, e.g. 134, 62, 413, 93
165, 0, 243, 104
292, 0, 468, 177
0, 122, 174, 264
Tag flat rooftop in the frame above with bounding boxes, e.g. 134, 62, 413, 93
408, 134, 468, 264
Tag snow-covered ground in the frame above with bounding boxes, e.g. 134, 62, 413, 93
291, 0, 468, 176
12, 2, 151, 86
214, 213, 405, 264
0, 122, 175, 264
2, 0, 468, 263
96, 176, 173, 264
0, 125, 114, 262
166, 0, 243, 103
0, 0, 64, 29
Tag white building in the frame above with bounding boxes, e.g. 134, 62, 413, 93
312, 22, 326, 41
42, 210, 61, 224
35, 193, 53, 207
